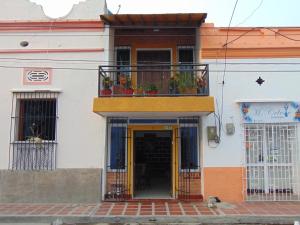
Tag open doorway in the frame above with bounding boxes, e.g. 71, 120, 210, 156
133, 130, 172, 198
137, 50, 171, 94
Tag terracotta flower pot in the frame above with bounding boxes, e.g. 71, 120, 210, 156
122, 88, 134, 95
145, 90, 158, 95
100, 89, 112, 96
135, 89, 144, 95
112, 85, 124, 95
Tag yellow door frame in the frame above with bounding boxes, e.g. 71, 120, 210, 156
127, 125, 178, 198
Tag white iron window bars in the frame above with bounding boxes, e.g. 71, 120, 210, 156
9, 91, 59, 170
244, 123, 300, 201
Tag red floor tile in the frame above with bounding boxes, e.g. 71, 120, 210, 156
1, 201, 300, 217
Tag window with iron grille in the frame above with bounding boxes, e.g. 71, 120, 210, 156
110, 126, 126, 170
107, 118, 128, 170
180, 127, 198, 170
9, 92, 58, 170
244, 123, 300, 201
179, 118, 200, 170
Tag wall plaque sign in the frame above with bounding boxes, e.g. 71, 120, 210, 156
23, 68, 52, 85
240, 102, 300, 123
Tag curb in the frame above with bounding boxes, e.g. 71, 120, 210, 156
0, 215, 300, 224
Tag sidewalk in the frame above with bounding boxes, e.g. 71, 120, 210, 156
0, 201, 300, 224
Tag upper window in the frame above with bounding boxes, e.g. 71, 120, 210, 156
116, 48, 130, 66
177, 46, 195, 82
116, 47, 131, 76
115, 47, 131, 88
178, 46, 194, 65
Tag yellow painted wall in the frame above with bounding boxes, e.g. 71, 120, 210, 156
93, 96, 215, 114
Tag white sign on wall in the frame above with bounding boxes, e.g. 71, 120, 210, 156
241, 102, 300, 123
23, 68, 52, 85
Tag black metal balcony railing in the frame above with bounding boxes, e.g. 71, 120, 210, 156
98, 64, 209, 97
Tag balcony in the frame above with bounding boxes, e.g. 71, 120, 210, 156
98, 64, 209, 97
93, 64, 214, 117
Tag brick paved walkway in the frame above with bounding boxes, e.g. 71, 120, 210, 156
0, 201, 300, 217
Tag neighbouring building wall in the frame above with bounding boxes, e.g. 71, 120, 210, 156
0, 0, 108, 203
200, 24, 300, 202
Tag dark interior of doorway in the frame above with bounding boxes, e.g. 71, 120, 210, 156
134, 130, 172, 198
137, 50, 171, 94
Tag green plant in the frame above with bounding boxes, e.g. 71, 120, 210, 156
177, 72, 197, 92
119, 74, 132, 89
124, 76, 132, 89
102, 76, 113, 89
145, 83, 158, 92
135, 85, 144, 94
26, 123, 43, 148
169, 75, 179, 94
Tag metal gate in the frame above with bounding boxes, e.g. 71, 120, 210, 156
244, 123, 300, 201
176, 117, 200, 200
105, 118, 131, 201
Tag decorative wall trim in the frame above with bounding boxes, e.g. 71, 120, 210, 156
202, 47, 300, 59
0, 20, 104, 32
23, 68, 52, 85
0, 48, 104, 54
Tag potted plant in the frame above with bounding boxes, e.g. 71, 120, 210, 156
122, 75, 134, 95
196, 72, 207, 94
134, 85, 144, 95
145, 83, 158, 95
112, 85, 124, 95
119, 74, 127, 86
169, 74, 179, 94
27, 123, 43, 149
177, 72, 197, 95
101, 76, 113, 96
196, 74, 207, 89
112, 73, 127, 95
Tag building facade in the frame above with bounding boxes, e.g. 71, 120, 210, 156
0, 0, 109, 203
0, 0, 300, 203
201, 24, 300, 201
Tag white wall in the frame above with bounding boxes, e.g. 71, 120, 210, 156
0, 32, 105, 50
0, 52, 107, 169
0, 0, 109, 170
202, 58, 300, 167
